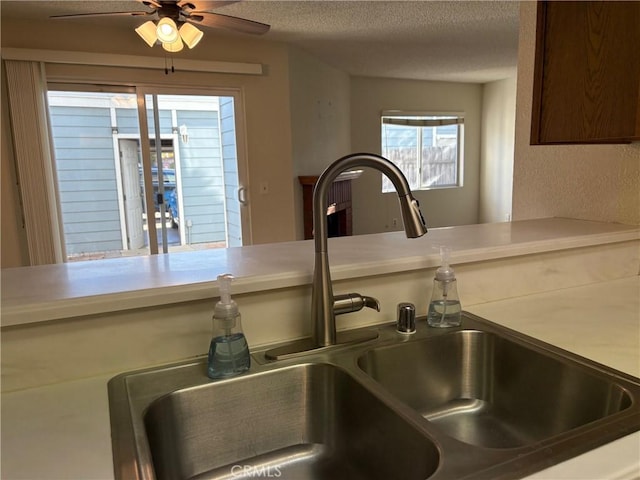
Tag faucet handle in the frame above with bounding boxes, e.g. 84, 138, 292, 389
333, 293, 380, 316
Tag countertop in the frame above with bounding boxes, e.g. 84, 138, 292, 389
2, 277, 638, 480
3, 218, 639, 326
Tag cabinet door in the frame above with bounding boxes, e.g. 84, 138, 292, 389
531, 1, 640, 144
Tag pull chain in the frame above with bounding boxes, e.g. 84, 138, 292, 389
164, 55, 176, 75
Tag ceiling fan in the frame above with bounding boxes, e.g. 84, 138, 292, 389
51, 1, 270, 52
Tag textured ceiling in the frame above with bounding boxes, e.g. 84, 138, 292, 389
0, 0, 520, 83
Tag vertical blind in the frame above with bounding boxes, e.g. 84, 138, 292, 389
5, 60, 65, 264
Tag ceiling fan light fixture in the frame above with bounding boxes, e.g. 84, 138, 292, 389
135, 21, 158, 47
179, 23, 204, 49
156, 17, 179, 43
162, 37, 184, 53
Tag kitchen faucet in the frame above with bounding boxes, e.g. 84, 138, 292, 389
266, 153, 427, 359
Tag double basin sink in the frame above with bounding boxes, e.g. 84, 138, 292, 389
108, 312, 640, 479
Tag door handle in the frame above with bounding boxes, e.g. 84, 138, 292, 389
238, 186, 248, 206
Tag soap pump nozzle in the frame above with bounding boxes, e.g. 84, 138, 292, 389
214, 273, 238, 333
435, 246, 456, 296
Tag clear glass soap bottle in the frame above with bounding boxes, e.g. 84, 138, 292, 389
427, 246, 462, 328
207, 274, 250, 379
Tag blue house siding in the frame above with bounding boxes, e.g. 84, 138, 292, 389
145, 108, 173, 136
115, 107, 172, 136
176, 110, 226, 244
115, 108, 139, 135
219, 97, 242, 247
49, 106, 123, 255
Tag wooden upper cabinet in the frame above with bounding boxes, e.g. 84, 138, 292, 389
531, 1, 640, 144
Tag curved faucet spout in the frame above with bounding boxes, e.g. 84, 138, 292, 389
333, 293, 381, 315
311, 153, 428, 347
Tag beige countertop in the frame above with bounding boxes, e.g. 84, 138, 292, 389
2, 277, 638, 480
3, 218, 639, 326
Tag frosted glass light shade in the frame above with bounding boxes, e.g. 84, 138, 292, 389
162, 37, 184, 52
179, 23, 204, 49
156, 17, 179, 43
135, 21, 158, 47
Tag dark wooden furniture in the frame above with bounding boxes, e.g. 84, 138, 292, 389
299, 175, 354, 240
531, 1, 640, 144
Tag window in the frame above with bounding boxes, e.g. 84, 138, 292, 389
381, 113, 464, 193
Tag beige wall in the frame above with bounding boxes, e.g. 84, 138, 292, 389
1, 17, 297, 267
480, 75, 517, 224
513, 2, 640, 225
349, 76, 483, 232
288, 47, 352, 240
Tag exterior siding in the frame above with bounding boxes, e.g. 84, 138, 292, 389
115, 107, 172, 136
220, 97, 242, 247
145, 108, 173, 136
176, 110, 226, 244
49, 106, 123, 254
115, 108, 138, 135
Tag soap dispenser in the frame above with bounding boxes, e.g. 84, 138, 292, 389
427, 246, 462, 328
207, 274, 250, 379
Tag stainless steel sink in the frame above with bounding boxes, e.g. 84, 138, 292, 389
357, 330, 632, 448
144, 363, 439, 480
109, 312, 640, 480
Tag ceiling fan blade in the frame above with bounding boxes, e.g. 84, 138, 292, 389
179, 1, 239, 10
138, 0, 162, 7
188, 12, 270, 35
50, 11, 154, 19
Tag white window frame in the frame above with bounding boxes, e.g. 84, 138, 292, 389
381, 111, 464, 193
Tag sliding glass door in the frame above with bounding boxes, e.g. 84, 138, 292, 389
47, 86, 249, 261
